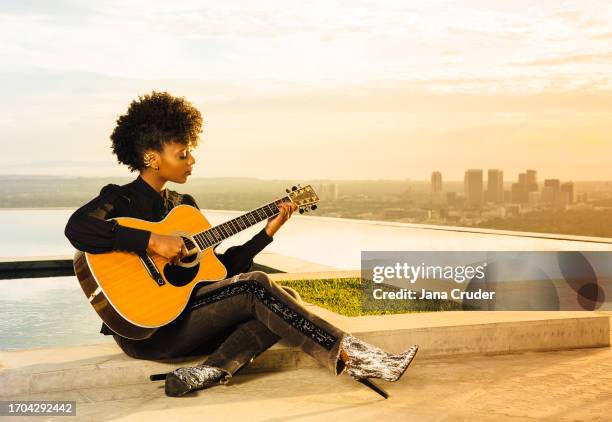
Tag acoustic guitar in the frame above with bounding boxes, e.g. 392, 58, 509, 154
73, 184, 319, 340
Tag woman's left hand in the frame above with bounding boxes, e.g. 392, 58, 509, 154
265, 201, 298, 237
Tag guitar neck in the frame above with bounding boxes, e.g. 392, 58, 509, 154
191, 196, 290, 249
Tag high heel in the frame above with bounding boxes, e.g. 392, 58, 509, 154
340, 334, 418, 399
160, 364, 231, 397
356, 378, 390, 399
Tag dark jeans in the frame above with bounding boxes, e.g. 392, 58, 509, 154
114, 271, 348, 376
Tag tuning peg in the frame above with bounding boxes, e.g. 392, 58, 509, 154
299, 208, 305, 214
286, 188, 290, 193
291, 186, 298, 191
310, 204, 317, 210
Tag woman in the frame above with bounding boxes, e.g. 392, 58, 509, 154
64, 91, 418, 398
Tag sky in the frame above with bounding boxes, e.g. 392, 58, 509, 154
1, 0, 612, 181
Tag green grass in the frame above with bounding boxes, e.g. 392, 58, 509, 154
277, 278, 463, 317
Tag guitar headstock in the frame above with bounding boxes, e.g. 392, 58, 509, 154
286, 184, 320, 214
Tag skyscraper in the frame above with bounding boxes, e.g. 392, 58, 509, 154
561, 182, 574, 204
487, 169, 504, 203
526, 170, 538, 192
511, 182, 527, 204
542, 179, 560, 203
511, 169, 537, 204
464, 169, 484, 208
316, 183, 339, 201
431, 171, 442, 194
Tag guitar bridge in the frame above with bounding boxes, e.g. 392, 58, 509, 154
139, 253, 165, 286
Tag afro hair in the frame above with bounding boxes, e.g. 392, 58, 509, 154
110, 91, 203, 172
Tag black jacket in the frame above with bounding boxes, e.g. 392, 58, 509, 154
64, 175, 273, 335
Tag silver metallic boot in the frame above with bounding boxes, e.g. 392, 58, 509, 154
163, 364, 231, 397
340, 334, 418, 398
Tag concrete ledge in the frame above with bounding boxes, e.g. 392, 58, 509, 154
1, 308, 608, 397
0, 340, 321, 398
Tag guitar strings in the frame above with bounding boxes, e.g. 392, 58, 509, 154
191, 197, 287, 250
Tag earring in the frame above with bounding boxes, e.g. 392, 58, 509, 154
143, 153, 159, 170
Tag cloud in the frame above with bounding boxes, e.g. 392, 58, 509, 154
515, 53, 612, 66
591, 32, 612, 40
2, 0, 612, 89
2, 1, 612, 180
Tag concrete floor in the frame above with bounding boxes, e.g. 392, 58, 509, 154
4, 346, 611, 422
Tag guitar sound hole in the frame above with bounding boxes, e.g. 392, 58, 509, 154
181, 253, 197, 264
163, 261, 200, 287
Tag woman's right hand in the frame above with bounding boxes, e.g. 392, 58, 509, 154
147, 232, 185, 264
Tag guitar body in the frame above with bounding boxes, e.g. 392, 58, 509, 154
73, 205, 227, 340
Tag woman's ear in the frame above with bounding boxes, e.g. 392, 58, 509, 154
143, 151, 160, 171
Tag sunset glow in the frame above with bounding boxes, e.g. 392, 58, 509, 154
1, 0, 611, 180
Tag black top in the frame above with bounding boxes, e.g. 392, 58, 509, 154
64, 175, 273, 336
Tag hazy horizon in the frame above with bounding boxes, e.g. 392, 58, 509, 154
1, 174, 611, 184
2, 1, 612, 181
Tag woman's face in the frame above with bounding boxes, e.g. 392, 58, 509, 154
156, 141, 196, 183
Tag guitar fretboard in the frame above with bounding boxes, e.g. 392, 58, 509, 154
188, 196, 289, 250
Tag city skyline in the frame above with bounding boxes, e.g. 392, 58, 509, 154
427, 168, 580, 209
